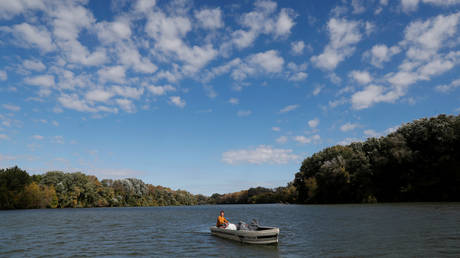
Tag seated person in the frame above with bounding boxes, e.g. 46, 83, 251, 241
216, 210, 229, 228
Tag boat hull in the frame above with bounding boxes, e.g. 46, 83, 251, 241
210, 226, 279, 245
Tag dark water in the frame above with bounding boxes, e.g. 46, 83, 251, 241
1, 203, 459, 257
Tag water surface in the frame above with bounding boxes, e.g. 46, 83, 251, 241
1, 203, 459, 257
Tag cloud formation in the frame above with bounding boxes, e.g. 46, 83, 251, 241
222, 145, 299, 164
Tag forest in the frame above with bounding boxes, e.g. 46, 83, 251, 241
0, 168, 206, 209
1, 113, 459, 209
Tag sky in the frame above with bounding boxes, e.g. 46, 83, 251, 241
0, 0, 459, 195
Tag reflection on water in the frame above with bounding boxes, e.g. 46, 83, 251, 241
0, 203, 459, 257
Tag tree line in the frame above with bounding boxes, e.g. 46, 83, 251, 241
210, 114, 460, 204
0, 168, 205, 209
1, 113, 459, 209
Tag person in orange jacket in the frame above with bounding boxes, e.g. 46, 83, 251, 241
216, 210, 229, 228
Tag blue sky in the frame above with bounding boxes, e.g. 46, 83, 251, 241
0, 0, 459, 195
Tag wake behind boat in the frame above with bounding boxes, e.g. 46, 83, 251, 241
210, 220, 279, 245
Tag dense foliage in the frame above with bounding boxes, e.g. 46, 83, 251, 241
207, 184, 297, 204
0, 168, 202, 209
294, 114, 460, 203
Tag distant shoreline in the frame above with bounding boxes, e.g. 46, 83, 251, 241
3, 201, 460, 211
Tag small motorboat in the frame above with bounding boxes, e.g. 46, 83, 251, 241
210, 223, 279, 245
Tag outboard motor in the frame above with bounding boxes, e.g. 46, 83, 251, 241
249, 219, 259, 231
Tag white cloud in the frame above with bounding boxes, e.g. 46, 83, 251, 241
0, 0, 45, 20
52, 121, 59, 126
435, 78, 460, 93
351, 0, 366, 14
237, 110, 252, 117
340, 122, 359, 132
111, 86, 144, 99
11, 23, 55, 52
402, 12, 460, 62
353, 12, 460, 110
24, 75, 55, 88
148, 85, 176, 96
423, 0, 460, 5
231, 50, 284, 80
208, 50, 285, 82
329, 73, 342, 84
386, 126, 400, 134
337, 86, 354, 96
350, 70, 372, 84
291, 41, 305, 55
401, 0, 460, 12
50, 2, 107, 67
248, 50, 284, 73
366, 44, 401, 67
115, 98, 136, 113
351, 84, 387, 109
288, 72, 308, 81
116, 43, 158, 74
0, 134, 9, 140
51, 68, 89, 91
386, 71, 418, 88
279, 104, 299, 113
308, 118, 319, 128
32, 135, 44, 140
231, 30, 257, 50
145, 10, 217, 74
229, 98, 239, 105
229, 1, 296, 49
401, 0, 420, 12
311, 18, 362, 70
134, 0, 156, 13
417, 58, 456, 81
98, 66, 126, 83
195, 8, 223, 29
0, 70, 6, 80
294, 135, 311, 144
203, 58, 242, 82
58, 93, 117, 113
95, 20, 131, 43
272, 126, 281, 132
364, 129, 381, 138
222, 145, 299, 165
313, 84, 324, 96
169, 96, 186, 108
58, 94, 94, 111
2, 104, 20, 112
85, 89, 114, 103
287, 62, 308, 81
276, 135, 288, 144
294, 134, 320, 144
274, 8, 295, 38
23, 59, 46, 71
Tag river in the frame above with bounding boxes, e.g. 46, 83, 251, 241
1, 203, 459, 257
